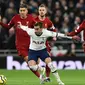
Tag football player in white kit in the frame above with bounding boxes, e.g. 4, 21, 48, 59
19, 22, 79, 85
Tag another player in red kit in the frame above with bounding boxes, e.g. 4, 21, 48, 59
35, 4, 57, 82
0, 4, 35, 63
67, 20, 85, 52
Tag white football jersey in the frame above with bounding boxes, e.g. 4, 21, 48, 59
20, 25, 57, 50
20, 25, 72, 50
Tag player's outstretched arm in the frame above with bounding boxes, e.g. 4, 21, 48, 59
44, 29, 57, 37
57, 33, 72, 39
57, 32, 80, 41
0, 21, 10, 29
67, 20, 85, 36
0, 15, 14, 29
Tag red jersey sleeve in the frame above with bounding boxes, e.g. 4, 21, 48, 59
0, 16, 15, 29
68, 20, 85, 36
0, 22, 9, 29
47, 19, 57, 32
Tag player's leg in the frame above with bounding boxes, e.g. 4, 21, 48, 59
40, 49, 64, 85
45, 41, 51, 81
28, 60, 45, 84
45, 58, 64, 85
17, 48, 41, 78
37, 58, 46, 76
45, 64, 51, 82
28, 49, 46, 84
23, 56, 28, 64
28, 60, 40, 78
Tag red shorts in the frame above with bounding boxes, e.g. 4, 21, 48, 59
16, 46, 29, 58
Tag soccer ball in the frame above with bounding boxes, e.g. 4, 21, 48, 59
0, 75, 7, 85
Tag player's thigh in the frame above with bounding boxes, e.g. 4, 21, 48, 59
40, 49, 50, 62
28, 49, 38, 66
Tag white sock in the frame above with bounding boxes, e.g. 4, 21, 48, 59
53, 72, 61, 82
48, 62, 61, 82
46, 77, 49, 79
39, 75, 42, 80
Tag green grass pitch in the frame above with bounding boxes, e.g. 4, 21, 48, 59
0, 70, 85, 85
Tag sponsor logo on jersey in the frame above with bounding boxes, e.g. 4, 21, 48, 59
33, 41, 44, 44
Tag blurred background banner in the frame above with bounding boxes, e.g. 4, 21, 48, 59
0, 55, 85, 70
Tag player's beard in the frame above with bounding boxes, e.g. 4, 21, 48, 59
35, 32, 43, 36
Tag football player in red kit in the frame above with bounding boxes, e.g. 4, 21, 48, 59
35, 4, 57, 82
0, 4, 43, 78
0, 4, 35, 63
67, 20, 85, 52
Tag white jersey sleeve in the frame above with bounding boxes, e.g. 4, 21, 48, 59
57, 33, 72, 39
43, 29, 57, 37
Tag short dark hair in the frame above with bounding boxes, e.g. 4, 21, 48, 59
19, 4, 28, 9
34, 22, 43, 28
39, 4, 46, 8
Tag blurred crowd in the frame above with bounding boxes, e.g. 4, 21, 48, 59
0, 0, 85, 57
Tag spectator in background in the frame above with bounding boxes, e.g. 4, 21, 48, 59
0, 0, 8, 17
5, 1, 17, 22
60, 14, 71, 33
64, 43, 76, 57
0, 15, 9, 49
6, 27, 15, 49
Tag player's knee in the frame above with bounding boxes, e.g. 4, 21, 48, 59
28, 60, 36, 66
29, 65, 38, 71
45, 57, 51, 64
47, 62, 57, 73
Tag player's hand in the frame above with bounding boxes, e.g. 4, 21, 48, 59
53, 37, 57, 41
72, 35, 80, 41
65, 32, 71, 36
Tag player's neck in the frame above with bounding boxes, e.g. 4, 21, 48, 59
38, 15, 45, 21
20, 15, 27, 19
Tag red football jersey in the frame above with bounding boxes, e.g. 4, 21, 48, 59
35, 16, 56, 32
68, 20, 85, 40
0, 14, 35, 49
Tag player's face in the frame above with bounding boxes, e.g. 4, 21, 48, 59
19, 8, 28, 18
39, 7, 47, 17
34, 26, 43, 36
